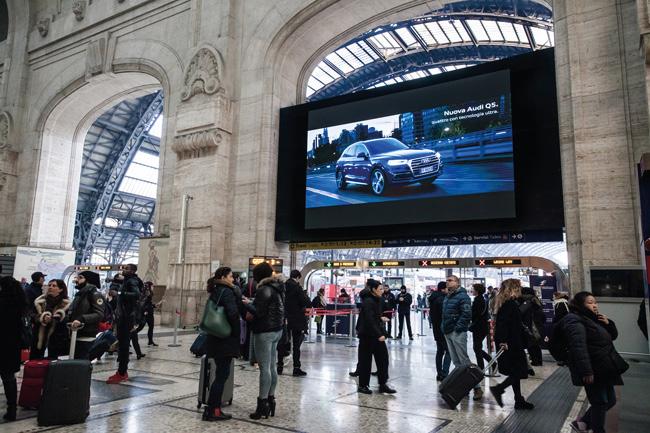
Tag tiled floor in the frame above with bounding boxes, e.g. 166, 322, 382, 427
0, 332, 574, 433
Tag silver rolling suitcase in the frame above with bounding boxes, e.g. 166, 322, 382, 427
197, 355, 234, 409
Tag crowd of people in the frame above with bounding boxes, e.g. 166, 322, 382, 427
0, 265, 637, 433
0, 265, 161, 422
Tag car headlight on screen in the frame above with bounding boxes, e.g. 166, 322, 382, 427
435, 152, 441, 159
387, 159, 408, 166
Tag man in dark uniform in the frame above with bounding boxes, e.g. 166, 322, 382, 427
107, 264, 142, 384
277, 270, 311, 376
396, 285, 413, 340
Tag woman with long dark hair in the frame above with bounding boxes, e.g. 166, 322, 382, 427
489, 279, 534, 410
202, 267, 241, 422
32, 279, 71, 359
561, 292, 625, 433
0, 276, 27, 421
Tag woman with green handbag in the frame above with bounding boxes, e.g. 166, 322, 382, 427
201, 267, 240, 422
246, 262, 285, 420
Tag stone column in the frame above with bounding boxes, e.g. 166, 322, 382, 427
162, 46, 234, 326
554, 0, 650, 290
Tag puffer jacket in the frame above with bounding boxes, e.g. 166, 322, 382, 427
250, 275, 285, 334
441, 287, 471, 334
559, 308, 624, 386
67, 283, 105, 338
356, 288, 384, 339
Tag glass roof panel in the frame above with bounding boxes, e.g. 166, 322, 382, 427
118, 177, 157, 199
335, 47, 365, 69
453, 20, 472, 42
357, 40, 380, 60
466, 20, 489, 41
513, 23, 529, 44
325, 52, 354, 74
124, 162, 157, 183
428, 67, 443, 75
482, 20, 504, 42
395, 27, 418, 48
311, 66, 336, 85
498, 21, 518, 43
316, 62, 341, 80
308, 76, 325, 91
149, 114, 163, 138
439, 21, 462, 43
548, 30, 555, 45
132, 151, 159, 168
346, 42, 375, 65
412, 23, 437, 46
531, 27, 550, 47
425, 22, 449, 44
368, 32, 403, 57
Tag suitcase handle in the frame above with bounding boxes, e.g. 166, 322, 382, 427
66, 323, 85, 359
483, 347, 505, 374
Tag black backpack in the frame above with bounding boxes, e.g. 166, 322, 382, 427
548, 321, 569, 362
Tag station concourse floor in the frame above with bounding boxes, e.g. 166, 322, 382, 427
1, 329, 648, 433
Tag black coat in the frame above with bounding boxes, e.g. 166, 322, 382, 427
284, 278, 310, 329
559, 309, 624, 386
119, 274, 143, 314
470, 294, 490, 336
250, 276, 285, 334
205, 281, 241, 359
494, 299, 529, 379
382, 292, 396, 318
428, 291, 445, 338
396, 292, 412, 314
0, 277, 27, 374
356, 289, 384, 339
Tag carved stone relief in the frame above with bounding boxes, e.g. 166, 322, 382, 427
37, 18, 50, 37
0, 112, 10, 150
72, 1, 86, 21
172, 129, 222, 160
181, 48, 223, 101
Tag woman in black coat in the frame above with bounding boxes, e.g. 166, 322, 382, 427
470, 284, 492, 374
489, 279, 534, 410
202, 267, 241, 422
0, 276, 27, 421
560, 292, 625, 433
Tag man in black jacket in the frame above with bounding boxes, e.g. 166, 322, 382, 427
356, 279, 396, 395
24, 272, 46, 316
428, 282, 451, 380
277, 270, 311, 376
107, 264, 142, 384
396, 285, 413, 340
67, 271, 105, 359
381, 285, 396, 337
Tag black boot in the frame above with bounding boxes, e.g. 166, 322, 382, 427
3, 405, 16, 421
202, 406, 232, 421
249, 398, 270, 420
268, 395, 276, 417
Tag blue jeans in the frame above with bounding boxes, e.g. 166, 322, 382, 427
253, 330, 282, 399
582, 383, 617, 433
445, 331, 480, 390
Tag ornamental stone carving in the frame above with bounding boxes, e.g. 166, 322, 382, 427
0, 112, 10, 150
72, 1, 86, 21
37, 18, 50, 37
172, 129, 222, 159
181, 48, 223, 101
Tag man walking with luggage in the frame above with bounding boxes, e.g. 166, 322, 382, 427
442, 275, 483, 400
107, 264, 142, 384
278, 270, 310, 376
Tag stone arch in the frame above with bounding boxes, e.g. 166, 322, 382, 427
30, 71, 163, 249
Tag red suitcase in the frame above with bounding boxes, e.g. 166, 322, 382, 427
19, 359, 50, 409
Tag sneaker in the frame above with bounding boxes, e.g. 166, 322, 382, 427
378, 384, 397, 394
514, 400, 535, 410
489, 385, 504, 407
137, 353, 146, 360
473, 388, 484, 400
106, 372, 129, 384
292, 368, 307, 377
570, 420, 589, 432
357, 385, 372, 394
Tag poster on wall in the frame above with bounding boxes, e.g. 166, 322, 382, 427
13, 246, 76, 281
530, 275, 557, 337
138, 237, 170, 286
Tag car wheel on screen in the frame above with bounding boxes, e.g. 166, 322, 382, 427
336, 171, 347, 190
371, 169, 386, 195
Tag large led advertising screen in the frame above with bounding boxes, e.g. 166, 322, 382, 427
276, 49, 564, 243
305, 70, 514, 229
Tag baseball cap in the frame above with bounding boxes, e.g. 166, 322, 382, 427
31, 271, 47, 282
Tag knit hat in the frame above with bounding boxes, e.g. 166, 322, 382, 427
79, 271, 101, 288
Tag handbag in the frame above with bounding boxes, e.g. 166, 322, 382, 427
199, 288, 232, 338
608, 348, 629, 375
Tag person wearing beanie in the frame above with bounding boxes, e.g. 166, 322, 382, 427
107, 264, 143, 384
66, 271, 105, 359
245, 262, 285, 420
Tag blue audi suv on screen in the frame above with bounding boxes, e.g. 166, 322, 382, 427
335, 138, 443, 195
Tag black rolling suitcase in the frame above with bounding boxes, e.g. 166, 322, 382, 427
198, 355, 234, 409
37, 326, 93, 426
439, 347, 504, 409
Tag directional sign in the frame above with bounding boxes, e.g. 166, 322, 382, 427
369, 260, 404, 267
418, 259, 460, 267
324, 261, 356, 268
475, 258, 523, 267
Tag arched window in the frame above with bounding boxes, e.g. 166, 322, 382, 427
306, 0, 553, 101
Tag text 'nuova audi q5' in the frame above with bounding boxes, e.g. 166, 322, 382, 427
335, 138, 443, 195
